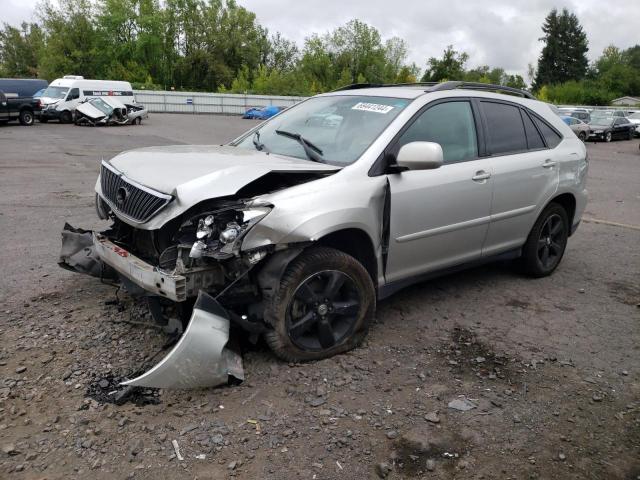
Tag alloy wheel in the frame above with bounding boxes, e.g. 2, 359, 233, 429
536, 213, 565, 270
286, 270, 361, 351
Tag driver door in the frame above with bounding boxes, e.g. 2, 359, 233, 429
385, 100, 493, 283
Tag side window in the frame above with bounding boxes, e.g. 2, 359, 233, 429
521, 110, 546, 150
532, 115, 562, 148
396, 101, 478, 164
482, 101, 527, 155
67, 88, 79, 100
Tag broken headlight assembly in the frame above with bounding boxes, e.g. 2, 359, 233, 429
186, 205, 272, 261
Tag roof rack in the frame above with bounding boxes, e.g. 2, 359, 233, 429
332, 81, 536, 100
425, 81, 536, 100
332, 82, 439, 92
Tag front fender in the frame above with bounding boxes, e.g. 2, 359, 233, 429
241, 175, 387, 251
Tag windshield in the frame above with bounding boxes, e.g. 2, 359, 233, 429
590, 113, 614, 125
42, 86, 69, 99
234, 95, 410, 165
89, 98, 114, 115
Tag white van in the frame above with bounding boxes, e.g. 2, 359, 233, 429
39, 75, 135, 123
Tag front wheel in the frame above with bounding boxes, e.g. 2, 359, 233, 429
60, 111, 72, 124
19, 109, 34, 126
521, 203, 569, 277
264, 247, 375, 362
578, 131, 586, 141
604, 131, 612, 142
628, 130, 634, 140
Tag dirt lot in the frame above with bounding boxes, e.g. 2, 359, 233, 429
0, 116, 638, 480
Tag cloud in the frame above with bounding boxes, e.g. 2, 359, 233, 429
5, 0, 640, 79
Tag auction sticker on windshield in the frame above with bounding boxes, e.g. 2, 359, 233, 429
352, 102, 394, 114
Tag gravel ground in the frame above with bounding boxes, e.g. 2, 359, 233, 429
0, 116, 638, 479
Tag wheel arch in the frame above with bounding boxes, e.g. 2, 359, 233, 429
315, 228, 378, 288
546, 192, 576, 235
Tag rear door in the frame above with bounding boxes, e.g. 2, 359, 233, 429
385, 99, 493, 282
480, 100, 561, 256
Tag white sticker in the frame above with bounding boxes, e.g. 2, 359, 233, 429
351, 102, 394, 114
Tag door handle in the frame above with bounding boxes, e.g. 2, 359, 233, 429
542, 159, 557, 168
472, 170, 491, 182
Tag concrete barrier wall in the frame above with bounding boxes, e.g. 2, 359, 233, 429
133, 90, 307, 115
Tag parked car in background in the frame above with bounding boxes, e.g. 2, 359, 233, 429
0, 78, 48, 97
627, 112, 640, 136
558, 107, 590, 123
0, 90, 42, 126
588, 116, 635, 142
39, 76, 136, 123
561, 115, 590, 141
60, 81, 588, 386
242, 105, 283, 119
75, 97, 148, 126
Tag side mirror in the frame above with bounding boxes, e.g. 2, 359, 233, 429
396, 141, 443, 171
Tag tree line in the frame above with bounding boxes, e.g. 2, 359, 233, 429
0, 1, 638, 104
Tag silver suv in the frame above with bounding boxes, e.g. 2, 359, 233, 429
61, 82, 588, 388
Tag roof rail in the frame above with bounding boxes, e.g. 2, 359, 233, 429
426, 81, 536, 100
331, 81, 536, 100
332, 82, 440, 92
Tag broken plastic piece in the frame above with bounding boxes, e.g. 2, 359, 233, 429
121, 291, 244, 389
59, 223, 115, 279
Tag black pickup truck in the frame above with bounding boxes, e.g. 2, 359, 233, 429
0, 90, 41, 126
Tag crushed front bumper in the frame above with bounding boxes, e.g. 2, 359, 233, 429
92, 232, 187, 302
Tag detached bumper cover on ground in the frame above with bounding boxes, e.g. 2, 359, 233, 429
59, 224, 244, 389
122, 291, 244, 389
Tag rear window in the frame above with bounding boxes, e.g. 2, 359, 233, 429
521, 111, 546, 149
481, 101, 527, 155
532, 116, 562, 148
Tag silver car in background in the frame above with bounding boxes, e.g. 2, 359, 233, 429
60, 81, 588, 388
562, 115, 590, 141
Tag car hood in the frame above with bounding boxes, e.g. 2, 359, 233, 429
101, 145, 341, 228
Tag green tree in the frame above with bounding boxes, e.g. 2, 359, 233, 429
0, 22, 45, 77
534, 8, 589, 88
421, 45, 468, 82
37, 0, 101, 79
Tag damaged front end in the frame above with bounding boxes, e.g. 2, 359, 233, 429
59, 199, 273, 388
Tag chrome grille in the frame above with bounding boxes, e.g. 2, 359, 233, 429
100, 162, 172, 223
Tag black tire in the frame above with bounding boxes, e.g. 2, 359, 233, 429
264, 247, 375, 362
578, 131, 586, 142
19, 109, 34, 126
60, 111, 72, 124
604, 131, 612, 142
39, 117, 49, 123
521, 203, 569, 277
628, 130, 634, 140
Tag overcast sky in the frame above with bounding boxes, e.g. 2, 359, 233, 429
5, 0, 639, 79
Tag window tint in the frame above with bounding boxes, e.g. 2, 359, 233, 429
521, 111, 545, 149
397, 101, 478, 164
67, 88, 79, 100
482, 101, 527, 155
532, 115, 562, 148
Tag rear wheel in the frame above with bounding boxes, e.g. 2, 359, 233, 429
60, 110, 72, 124
264, 247, 375, 362
19, 109, 34, 126
521, 203, 569, 277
